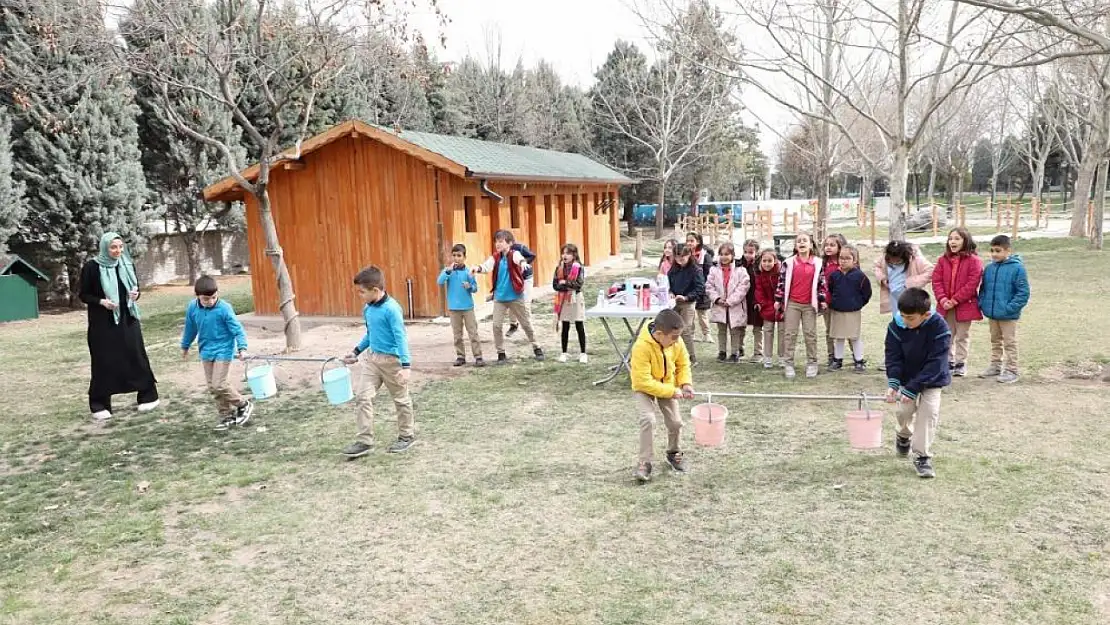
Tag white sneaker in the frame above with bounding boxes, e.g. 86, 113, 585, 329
91, 410, 112, 421
784, 365, 796, 379
805, 363, 819, 378
763, 358, 773, 369
558, 353, 569, 363
578, 353, 589, 364
137, 400, 161, 412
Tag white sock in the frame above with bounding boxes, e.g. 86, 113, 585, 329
852, 339, 865, 361
834, 339, 845, 360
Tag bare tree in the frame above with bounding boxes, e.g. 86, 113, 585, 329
592, 14, 737, 239
119, 0, 441, 349
652, 0, 1022, 241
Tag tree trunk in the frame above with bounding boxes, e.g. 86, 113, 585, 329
1092, 159, 1107, 250
1071, 153, 1099, 237
654, 180, 666, 240
256, 182, 303, 351
690, 188, 700, 217
67, 259, 82, 308
927, 161, 936, 202
625, 195, 636, 236
183, 230, 200, 286
815, 168, 829, 243
889, 144, 910, 242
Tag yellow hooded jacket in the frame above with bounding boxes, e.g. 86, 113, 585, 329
629, 323, 693, 399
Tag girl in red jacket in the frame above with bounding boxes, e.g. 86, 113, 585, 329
821, 233, 848, 367
932, 227, 983, 377
752, 248, 786, 369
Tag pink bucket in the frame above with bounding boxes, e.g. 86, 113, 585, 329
691, 403, 728, 447
845, 409, 883, 449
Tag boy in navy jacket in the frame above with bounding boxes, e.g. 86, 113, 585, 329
343, 265, 416, 458
977, 235, 1030, 384
885, 287, 951, 479
438, 244, 485, 367
181, 275, 253, 430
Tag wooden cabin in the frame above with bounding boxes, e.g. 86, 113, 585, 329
203, 121, 632, 318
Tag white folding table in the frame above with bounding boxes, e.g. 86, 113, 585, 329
586, 302, 672, 386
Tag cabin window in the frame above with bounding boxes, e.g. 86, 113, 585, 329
510, 196, 521, 229
544, 195, 553, 224
464, 197, 477, 233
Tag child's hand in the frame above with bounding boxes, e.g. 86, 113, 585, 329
675, 295, 686, 303
754, 303, 761, 311
773, 302, 781, 312
558, 280, 567, 285
399, 368, 411, 383
900, 394, 914, 404
100, 298, 118, 311
343, 352, 359, 365
681, 384, 695, 399
237, 350, 249, 361
819, 302, 827, 313
715, 298, 726, 306
182, 348, 189, 361
885, 388, 898, 403
942, 299, 956, 310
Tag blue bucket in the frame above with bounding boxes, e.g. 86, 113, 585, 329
320, 357, 354, 405
246, 361, 277, 399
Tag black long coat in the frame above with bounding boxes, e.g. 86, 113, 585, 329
78, 260, 158, 400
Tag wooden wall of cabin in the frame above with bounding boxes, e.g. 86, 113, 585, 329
243, 134, 445, 318
442, 181, 619, 295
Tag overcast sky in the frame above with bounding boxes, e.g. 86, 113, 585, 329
411, 0, 792, 155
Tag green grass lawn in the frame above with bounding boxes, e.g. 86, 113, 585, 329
2, 240, 1109, 624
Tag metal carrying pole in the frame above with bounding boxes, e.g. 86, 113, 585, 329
692, 390, 882, 410
245, 355, 336, 363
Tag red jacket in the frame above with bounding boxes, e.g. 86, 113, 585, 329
932, 251, 984, 323
753, 266, 784, 322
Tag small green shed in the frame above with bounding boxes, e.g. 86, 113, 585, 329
0, 254, 49, 322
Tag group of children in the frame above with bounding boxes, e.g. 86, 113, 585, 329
176, 222, 1030, 479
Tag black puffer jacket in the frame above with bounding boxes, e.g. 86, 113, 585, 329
694, 248, 714, 310
668, 262, 706, 303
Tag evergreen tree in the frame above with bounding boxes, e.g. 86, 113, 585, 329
0, 1, 149, 300
124, 0, 246, 284
0, 107, 26, 253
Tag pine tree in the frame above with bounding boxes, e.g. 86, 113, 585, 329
124, 0, 246, 285
0, 1, 149, 300
0, 107, 26, 254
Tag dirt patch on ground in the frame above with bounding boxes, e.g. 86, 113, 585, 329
1039, 361, 1110, 384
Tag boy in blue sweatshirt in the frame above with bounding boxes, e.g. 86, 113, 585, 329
181, 275, 253, 430
342, 265, 415, 458
977, 235, 1030, 384
885, 287, 951, 479
437, 243, 485, 367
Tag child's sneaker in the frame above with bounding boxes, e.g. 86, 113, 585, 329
634, 461, 652, 483
895, 436, 911, 456
234, 399, 254, 426
717, 351, 727, 362
914, 456, 936, 478
506, 323, 519, 338
386, 436, 416, 453
558, 353, 569, 363
763, 358, 774, 369
665, 451, 687, 473
979, 363, 1002, 378
453, 356, 466, 367
496, 352, 509, 365
578, 353, 589, 364
342, 441, 372, 458
474, 357, 486, 367
784, 365, 796, 379
952, 362, 967, 377
727, 354, 739, 363
533, 346, 545, 362
827, 355, 836, 368
805, 363, 819, 378
737, 346, 745, 358
997, 370, 1019, 384
828, 358, 843, 372
853, 359, 867, 373
214, 415, 237, 431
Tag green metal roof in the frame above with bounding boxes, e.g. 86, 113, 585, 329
380, 126, 634, 184
0, 254, 48, 281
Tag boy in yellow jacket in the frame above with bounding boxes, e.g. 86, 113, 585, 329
630, 308, 695, 482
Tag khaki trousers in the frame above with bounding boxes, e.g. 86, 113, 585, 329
635, 392, 682, 464
896, 387, 942, 458
355, 353, 415, 445
203, 360, 243, 415
740, 324, 764, 358
450, 309, 482, 359
761, 321, 785, 360
696, 307, 710, 339
492, 299, 537, 352
715, 310, 743, 355
674, 301, 697, 362
783, 301, 818, 366
822, 310, 835, 360
944, 311, 973, 365
989, 319, 1019, 373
